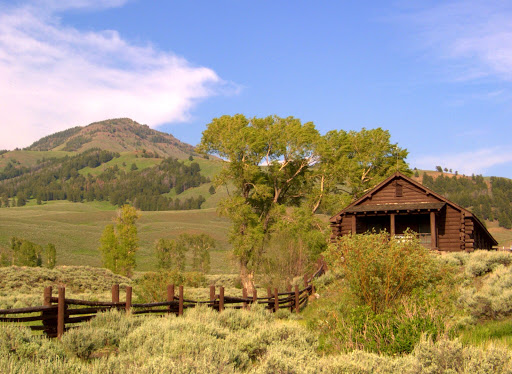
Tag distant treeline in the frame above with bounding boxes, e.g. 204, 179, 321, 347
0, 149, 208, 211
422, 173, 512, 229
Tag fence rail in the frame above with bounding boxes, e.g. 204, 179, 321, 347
0, 264, 325, 339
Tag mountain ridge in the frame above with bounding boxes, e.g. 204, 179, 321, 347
24, 118, 196, 159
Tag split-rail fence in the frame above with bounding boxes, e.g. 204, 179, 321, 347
0, 265, 325, 339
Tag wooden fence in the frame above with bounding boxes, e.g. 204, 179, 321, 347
0, 265, 324, 339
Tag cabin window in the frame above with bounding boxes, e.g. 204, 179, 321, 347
395, 183, 403, 197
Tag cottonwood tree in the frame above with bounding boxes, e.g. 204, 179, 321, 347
199, 114, 409, 291
199, 115, 320, 290
99, 205, 140, 276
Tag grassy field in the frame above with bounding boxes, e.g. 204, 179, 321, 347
0, 150, 73, 169
78, 152, 163, 176
0, 201, 234, 274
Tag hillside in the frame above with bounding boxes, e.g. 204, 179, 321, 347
24, 118, 197, 158
0, 118, 228, 211
0, 201, 233, 273
412, 169, 512, 248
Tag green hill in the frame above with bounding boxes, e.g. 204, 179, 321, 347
24, 118, 196, 158
0, 201, 233, 273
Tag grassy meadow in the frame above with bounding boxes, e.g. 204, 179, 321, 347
2, 251, 512, 373
0, 150, 72, 169
0, 201, 234, 273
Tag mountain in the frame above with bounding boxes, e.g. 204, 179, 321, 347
25, 118, 196, 158
0, 118, 226, 212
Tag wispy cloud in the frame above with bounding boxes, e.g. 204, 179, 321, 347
0, 1, 230, 150
404, 0, 512, 82
412, 147, 512, 176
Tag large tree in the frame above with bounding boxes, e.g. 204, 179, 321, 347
199, 115, 320, 290
199, 114, 409, 290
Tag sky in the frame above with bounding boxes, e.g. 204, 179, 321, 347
1, 1, 512, 178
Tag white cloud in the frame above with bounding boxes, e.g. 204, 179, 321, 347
412, 147, 512, 176
404, 1, 512, 82
0, 1, 229, 150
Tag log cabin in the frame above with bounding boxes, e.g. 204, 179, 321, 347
330, 172, 497, 251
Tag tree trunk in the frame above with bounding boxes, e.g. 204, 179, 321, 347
239, 262, 255, 294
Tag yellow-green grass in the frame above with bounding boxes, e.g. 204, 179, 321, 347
486, 220, 512, 249
459, 318, 512, 348
78, 152, 163, 176
0, 201, 234, 274
181, 157, 225, 179
0, 150, 73, 170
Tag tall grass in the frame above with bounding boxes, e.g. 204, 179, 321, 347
1, 308, 511, 373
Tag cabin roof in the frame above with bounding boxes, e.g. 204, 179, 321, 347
330, 172, 498, 246
344, 202, 446, 213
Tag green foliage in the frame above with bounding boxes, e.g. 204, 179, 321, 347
179, 233, 215, 273
199, 114, 409, 289
1, 308, 512, 373
62, 135, 92, 152
154, 238, 186, 271
10, 237, 42, 267
44, 243, 56, 269
134, 270, 207, 303
458, 261, 512, 320
421, 171, 512, 229
99, 205, 140, 277
325, 231, 437, 313
0, 149, 209, 212
259, 207, 327, 288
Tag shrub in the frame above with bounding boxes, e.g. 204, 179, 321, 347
325, 231, 438, 313
463, 250, 512, 278
459, 264, 512, 319
134, 270, 207, 303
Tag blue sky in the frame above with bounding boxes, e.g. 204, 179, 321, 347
1, 1, 512, 178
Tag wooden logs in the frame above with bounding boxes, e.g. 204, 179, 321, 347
178, 286, 184, 316
112, 284, 120, 304
57, 286, 65, 339
44, 286, 52, 306
125, 286, 132, 312
219, 287, 225, 312
167, 284, 175, 312
294, 285, 300, 314
274, 288, 279, 312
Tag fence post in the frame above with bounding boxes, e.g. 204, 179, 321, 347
43, 286, 52, 306
167, 284, 175, 313
242, 287, 247, 310
112, 284, 120, 304
125, 286, 132, 312
303, 275, 309, 288
57, 286, 65, 339
286, 285, 292, 312
219, 286, 225, 312
209, 285, 216, 308
178, 285, 184, 316
267, 288, 272, 310
294, 285, 300, 314
274, 288, 279, 312
252, 289, 257, 309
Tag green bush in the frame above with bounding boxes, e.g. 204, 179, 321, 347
459, 264, 512, 319
325, 231, 438, 313
463, 250, 512, 278
134, 270, 207, 302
